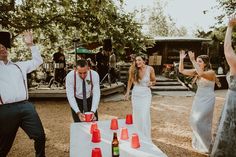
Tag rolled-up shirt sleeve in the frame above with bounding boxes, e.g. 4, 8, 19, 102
17, 46, 43, 74
66, 71, 80, 113
91, 71, 100, 112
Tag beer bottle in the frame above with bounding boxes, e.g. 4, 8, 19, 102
112, 132, 119, 157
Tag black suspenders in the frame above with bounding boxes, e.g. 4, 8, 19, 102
0, 64, 28, 104
14, 64, 28, 100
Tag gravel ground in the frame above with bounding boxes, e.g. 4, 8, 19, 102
7, 90, 227, 157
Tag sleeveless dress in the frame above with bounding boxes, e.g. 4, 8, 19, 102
131, 66, 152, 140
211, 75, 236, 157
190, 78, 215, 153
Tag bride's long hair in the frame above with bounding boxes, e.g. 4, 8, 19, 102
132, 53, 147, 83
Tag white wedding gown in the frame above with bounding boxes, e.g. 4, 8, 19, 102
131, 66, 152, 140
190, 78, 215, 153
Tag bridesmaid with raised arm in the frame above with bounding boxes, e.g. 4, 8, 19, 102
210, 14, 236, 157
179, 50, 218, 154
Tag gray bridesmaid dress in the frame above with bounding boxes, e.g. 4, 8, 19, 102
190, 78, 215, 153
211, 75, 236, 157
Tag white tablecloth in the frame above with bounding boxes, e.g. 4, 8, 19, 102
70, 119, 167, 157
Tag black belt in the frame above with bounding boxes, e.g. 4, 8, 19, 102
75, 96, 92, 101
1, 100, 28, 106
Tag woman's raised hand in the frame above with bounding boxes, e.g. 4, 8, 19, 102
188, 51, 195, 61
179, 50, 186, 60
228, 14, 236, 27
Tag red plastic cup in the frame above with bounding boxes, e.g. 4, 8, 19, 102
84, 112, 93, 122
91, 147, 102, 157
120, 127, 129, 140
92, 129, 101, 143
90, 122, 98, 134
125, 114, 133, 125
131, 133, 140, 148
110, 118, 119, 130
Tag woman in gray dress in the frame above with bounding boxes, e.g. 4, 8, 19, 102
179, 50, 218, 153
210, 14, 236, 157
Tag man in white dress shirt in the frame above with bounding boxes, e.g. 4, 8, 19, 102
66, 59, 100, 122
0, 31, 46, 157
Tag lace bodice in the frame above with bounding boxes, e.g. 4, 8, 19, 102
134, 66, 150, 87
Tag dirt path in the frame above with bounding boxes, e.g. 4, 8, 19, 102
8, 92, 226, 157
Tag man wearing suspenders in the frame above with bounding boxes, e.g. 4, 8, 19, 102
66, 59, 101, 122
0, 31, 46, 156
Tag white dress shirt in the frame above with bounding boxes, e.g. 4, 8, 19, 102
66, 69, 100, 113
109, 53, 116, 68
0, 46, 43, 104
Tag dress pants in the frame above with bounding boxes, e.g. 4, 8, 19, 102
109, 67, 117, 83
71, 97, 98, 122
54, 68, 66, 84
0, 101, 46, 157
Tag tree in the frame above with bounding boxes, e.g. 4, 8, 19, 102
215, 0, 236, 24
195, 0, 236, 46
0, 0, 152, 60
135, 1, 187, 37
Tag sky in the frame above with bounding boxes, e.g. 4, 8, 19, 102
121, 0, 225, 36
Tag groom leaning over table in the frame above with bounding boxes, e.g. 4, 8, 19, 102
66, 59, 101, 122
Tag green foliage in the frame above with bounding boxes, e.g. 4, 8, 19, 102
195, 25, 236, 47
216, 0, 236, 24
189, 0, 236, 47
0, 0, 151, 61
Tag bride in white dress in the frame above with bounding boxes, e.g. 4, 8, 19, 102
124, 54, 156, 140
179, 50, 219, 153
